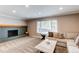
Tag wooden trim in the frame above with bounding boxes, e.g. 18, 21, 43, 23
0, 24, 27, 28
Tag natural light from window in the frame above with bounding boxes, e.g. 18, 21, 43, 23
37, 20, 57, 34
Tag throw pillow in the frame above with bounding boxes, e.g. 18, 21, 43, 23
53, 32, 59, 38
48, 32, 53, 37
58, 33, 64, 39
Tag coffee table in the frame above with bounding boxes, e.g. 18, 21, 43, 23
35, 39, 57, 53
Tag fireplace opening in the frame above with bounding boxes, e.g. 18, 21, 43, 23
8, 30, 18, 37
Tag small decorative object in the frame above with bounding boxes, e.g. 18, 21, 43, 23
26, 32, 29, 36
46, 41, 51, 45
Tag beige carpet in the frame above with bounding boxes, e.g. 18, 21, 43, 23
0, 37, 41, 53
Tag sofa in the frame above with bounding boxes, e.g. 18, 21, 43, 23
46, 32, 79, 47
31, 32, 79, 53
67, 34, 79, 53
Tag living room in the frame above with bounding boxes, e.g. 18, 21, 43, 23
26, 11, 79, 53
0, 5, 79, 53
0, 0, 79, 59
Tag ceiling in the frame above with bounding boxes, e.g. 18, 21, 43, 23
0, 5, 79, 20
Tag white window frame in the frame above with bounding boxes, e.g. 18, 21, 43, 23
37, 20, 57, 34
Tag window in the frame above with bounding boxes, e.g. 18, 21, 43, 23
37, 20, 57, 34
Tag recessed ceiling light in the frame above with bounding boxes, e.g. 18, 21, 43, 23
25, 5, 29, 7
12, 10, 16, 13
38, 12, 41, 15
59, 7, 63, 10
1, 14, 6, 16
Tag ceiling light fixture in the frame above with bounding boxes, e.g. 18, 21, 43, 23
59, 7, 63, 10
25, 5, 29, 7
38, 12, 41, 15
12, 10, 16, 13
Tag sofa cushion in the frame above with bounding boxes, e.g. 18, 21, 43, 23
46, 37, 57, 40
55, 46, 67, 53
67, 40, 76, 46
52, 32, 64, 39
65, 32, 78, 39
53, 32, 59, 38
48, 32, 53, 37
56, 39, 67, 44
46, 37, 67, 43
58, 33, 64, 39
56, 41, 67, 47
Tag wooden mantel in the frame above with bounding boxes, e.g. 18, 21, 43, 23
0, 24, 27, 27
